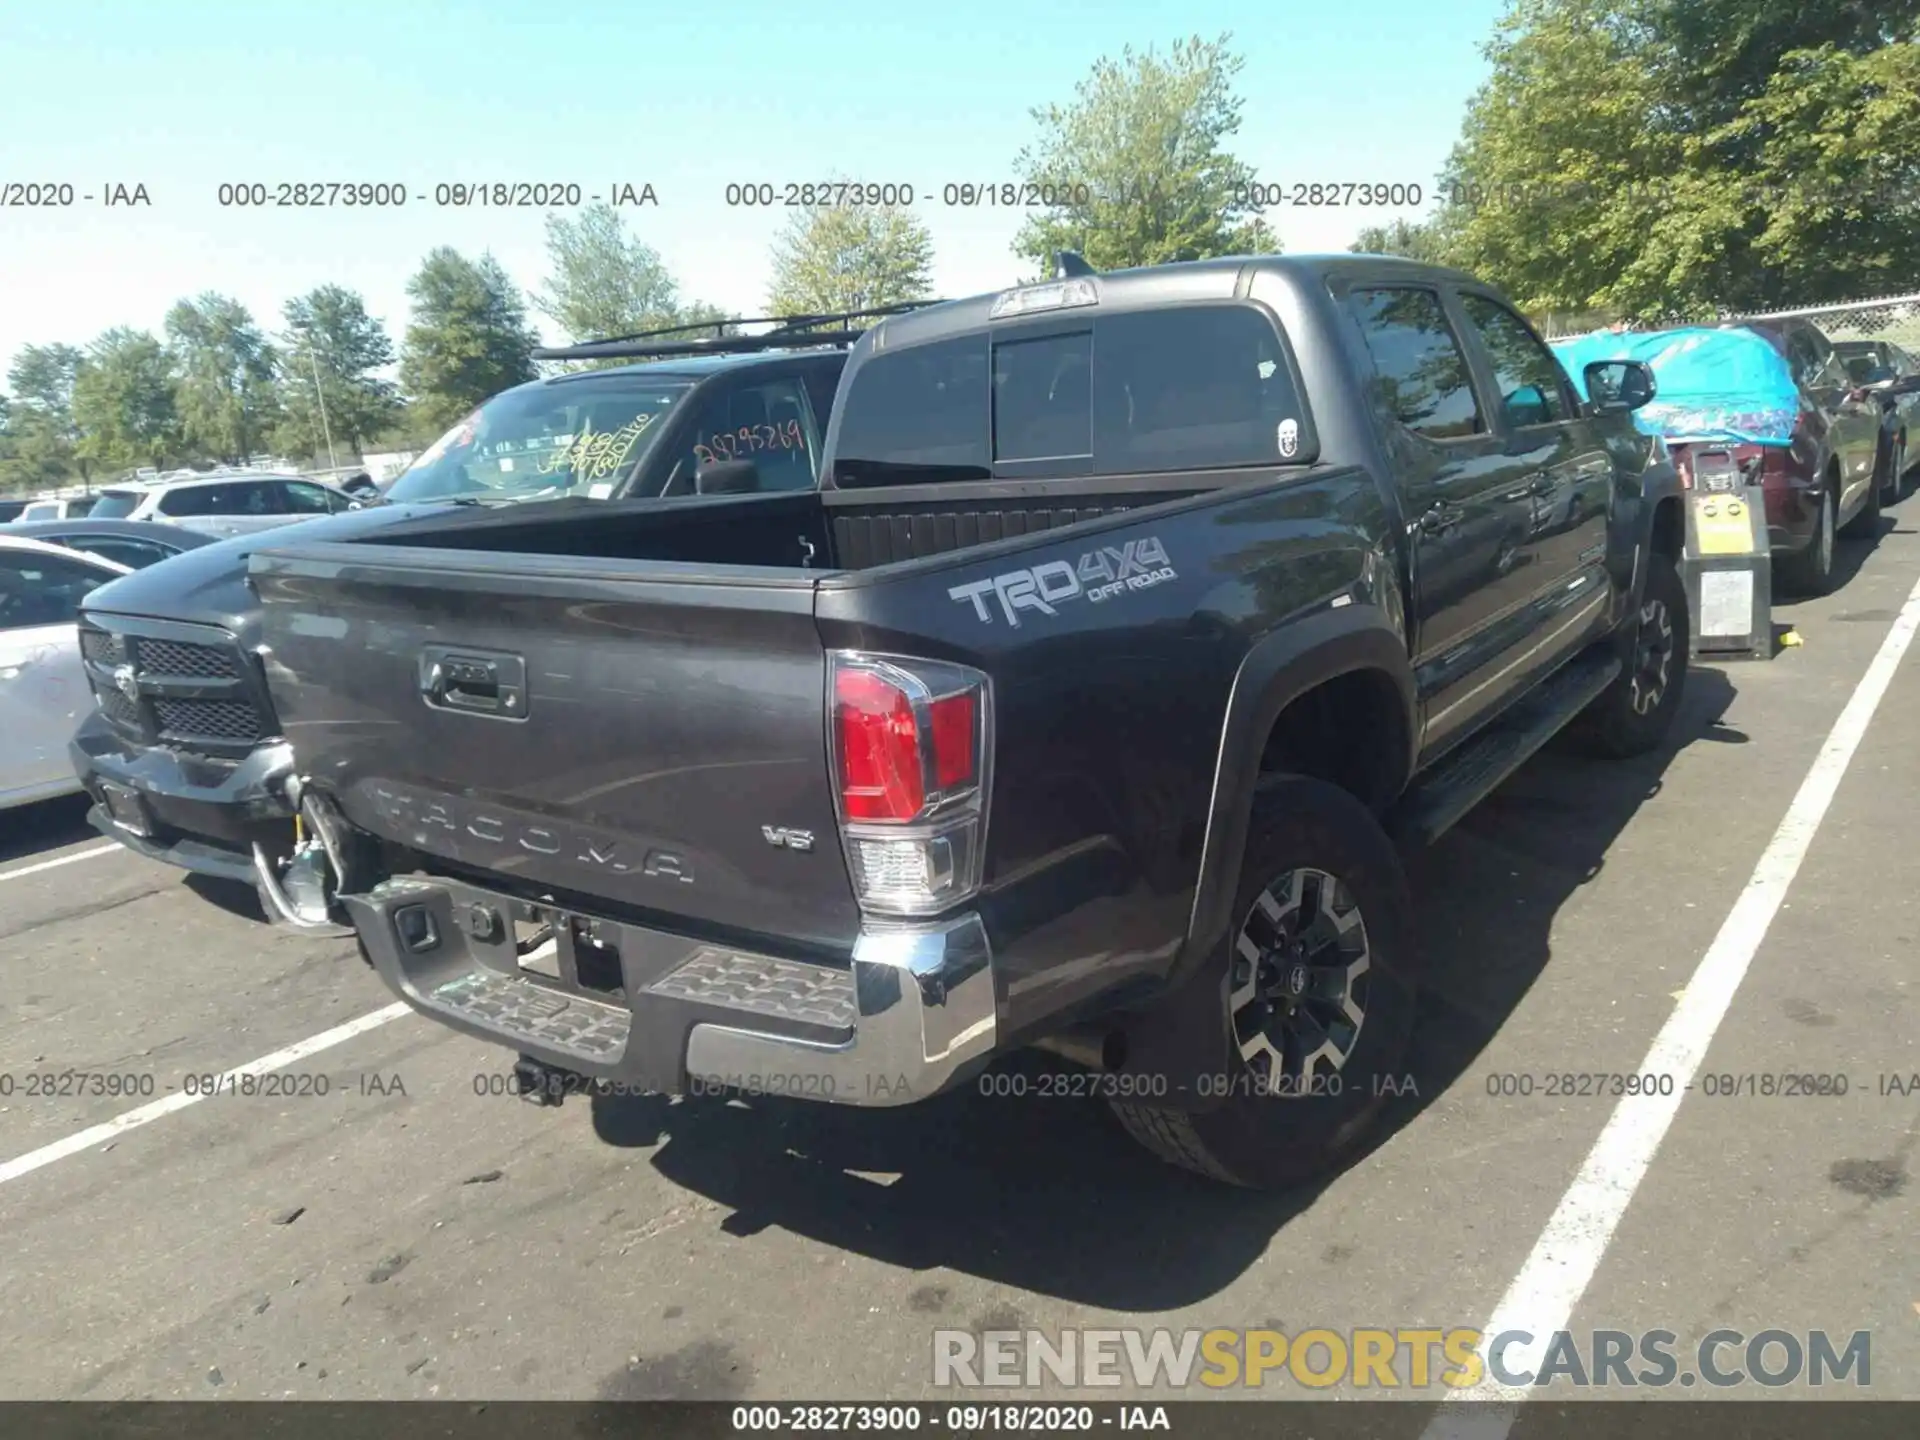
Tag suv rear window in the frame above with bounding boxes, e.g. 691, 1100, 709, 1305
832, 302, 1308, 485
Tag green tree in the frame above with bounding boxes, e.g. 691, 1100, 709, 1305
1350, 218, 1453, 264
536, 202, 684, 342
4, 342, 88, 486
165, 293, 281, 465
71, 328, 182, 472
766, 199, 934, 319
1443, 0, 1920, 317
399, 248, 539, 433
277, 285, 401, 462
1009, 35, 1280, 275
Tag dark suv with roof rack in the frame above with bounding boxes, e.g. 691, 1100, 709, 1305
68, 310, 907, 928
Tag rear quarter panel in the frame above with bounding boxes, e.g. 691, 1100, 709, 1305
819, 469, 1404, 1040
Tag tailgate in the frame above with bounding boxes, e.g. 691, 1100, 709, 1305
249, 543, 859, 949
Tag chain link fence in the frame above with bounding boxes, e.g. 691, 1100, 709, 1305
1542, 292, 1920, 348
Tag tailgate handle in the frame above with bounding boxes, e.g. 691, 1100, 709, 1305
420, 647, 527, 719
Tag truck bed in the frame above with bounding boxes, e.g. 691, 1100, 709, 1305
249, 481, 1216, 953
352, 483, 1201, 572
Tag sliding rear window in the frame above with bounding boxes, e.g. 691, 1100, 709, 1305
830, 301, 1313, 486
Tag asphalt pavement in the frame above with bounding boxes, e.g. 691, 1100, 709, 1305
3, 496, 1919, 1409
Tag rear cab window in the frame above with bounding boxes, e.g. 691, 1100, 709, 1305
830, 301, 1314, 486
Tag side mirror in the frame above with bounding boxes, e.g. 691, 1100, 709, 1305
347, 501, 364, 511
695, 458, 760, 495
1585, 359, 1656, 414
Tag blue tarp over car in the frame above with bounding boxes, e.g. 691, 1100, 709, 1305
1550, 325, 1801, 447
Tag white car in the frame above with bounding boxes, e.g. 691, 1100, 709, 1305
15, 496, 103, 522
83, 472, 363, 537
0, 535, 131, 812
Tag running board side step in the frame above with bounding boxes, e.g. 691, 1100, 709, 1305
1388, 651, 1621, 847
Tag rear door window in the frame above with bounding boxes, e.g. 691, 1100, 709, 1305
156, 485, 214, 516
1349, 287, 1485, 440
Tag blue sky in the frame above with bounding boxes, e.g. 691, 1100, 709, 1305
0, 0, 1507, 374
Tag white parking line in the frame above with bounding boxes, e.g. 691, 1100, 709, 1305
0, 1002, 411, 1187
0, 842, 121, 884
1422, 570, 1920, 1438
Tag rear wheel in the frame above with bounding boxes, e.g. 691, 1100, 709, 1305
1109, 776, 1417, 1190
1778, 484, 1837, 596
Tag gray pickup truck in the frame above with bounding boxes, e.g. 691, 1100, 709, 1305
245, 255, 1685, 1189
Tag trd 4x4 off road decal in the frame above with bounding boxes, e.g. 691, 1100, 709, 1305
948, 536, 1177, 627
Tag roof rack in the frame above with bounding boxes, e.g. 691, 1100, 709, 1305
533, 300, 949, 362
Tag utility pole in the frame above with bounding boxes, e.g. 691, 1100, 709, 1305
307, 327, 338, 471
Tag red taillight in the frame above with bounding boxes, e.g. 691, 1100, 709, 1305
833, 667, 981, 823
835, 668, 923, 821
829, 652, 993, 916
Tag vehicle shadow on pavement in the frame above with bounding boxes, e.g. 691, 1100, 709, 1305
0, 793, 95, 867
586, 668, 1737, 1308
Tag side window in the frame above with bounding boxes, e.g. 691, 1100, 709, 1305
1092, 305, 1303, 471
832, 335, 991, 486
0, 551, 120, 630
156, 485, 213, 516
678, 378, 821, 493
1459, 294, 1571, 428
282, 481, 338, 515
70, 539, 170, 569
1350, 288, 1484, 440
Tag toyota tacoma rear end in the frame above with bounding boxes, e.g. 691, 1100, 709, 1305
246, 255, 1687, 1187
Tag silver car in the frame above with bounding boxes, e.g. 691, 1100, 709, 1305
81, 472, 364, 538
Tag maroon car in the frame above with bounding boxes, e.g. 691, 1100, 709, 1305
1674, 318, 1894, 596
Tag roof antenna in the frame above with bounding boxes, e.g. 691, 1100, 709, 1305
1053, 250, 1096, 279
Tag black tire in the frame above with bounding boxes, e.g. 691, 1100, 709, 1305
1777, 483, 1837, 596
1882, 431, 1908, 503
1109, 776, 1417, 1190
1574, 550, 1689, 759
1841, 466, 1881, 540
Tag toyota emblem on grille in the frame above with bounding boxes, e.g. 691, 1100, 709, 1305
112, 663, 139, 701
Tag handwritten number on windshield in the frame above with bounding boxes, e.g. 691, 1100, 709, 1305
535, 413, 657, 480
693, 417, 804, 468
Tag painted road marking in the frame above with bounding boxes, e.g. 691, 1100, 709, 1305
1422, 568, 1920, 1436
0, 1002, 412, 1187
0, 842, 120, 884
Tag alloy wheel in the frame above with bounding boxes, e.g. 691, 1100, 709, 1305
1628, 595, 1675, 716
1230, 867, 1371, 1094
